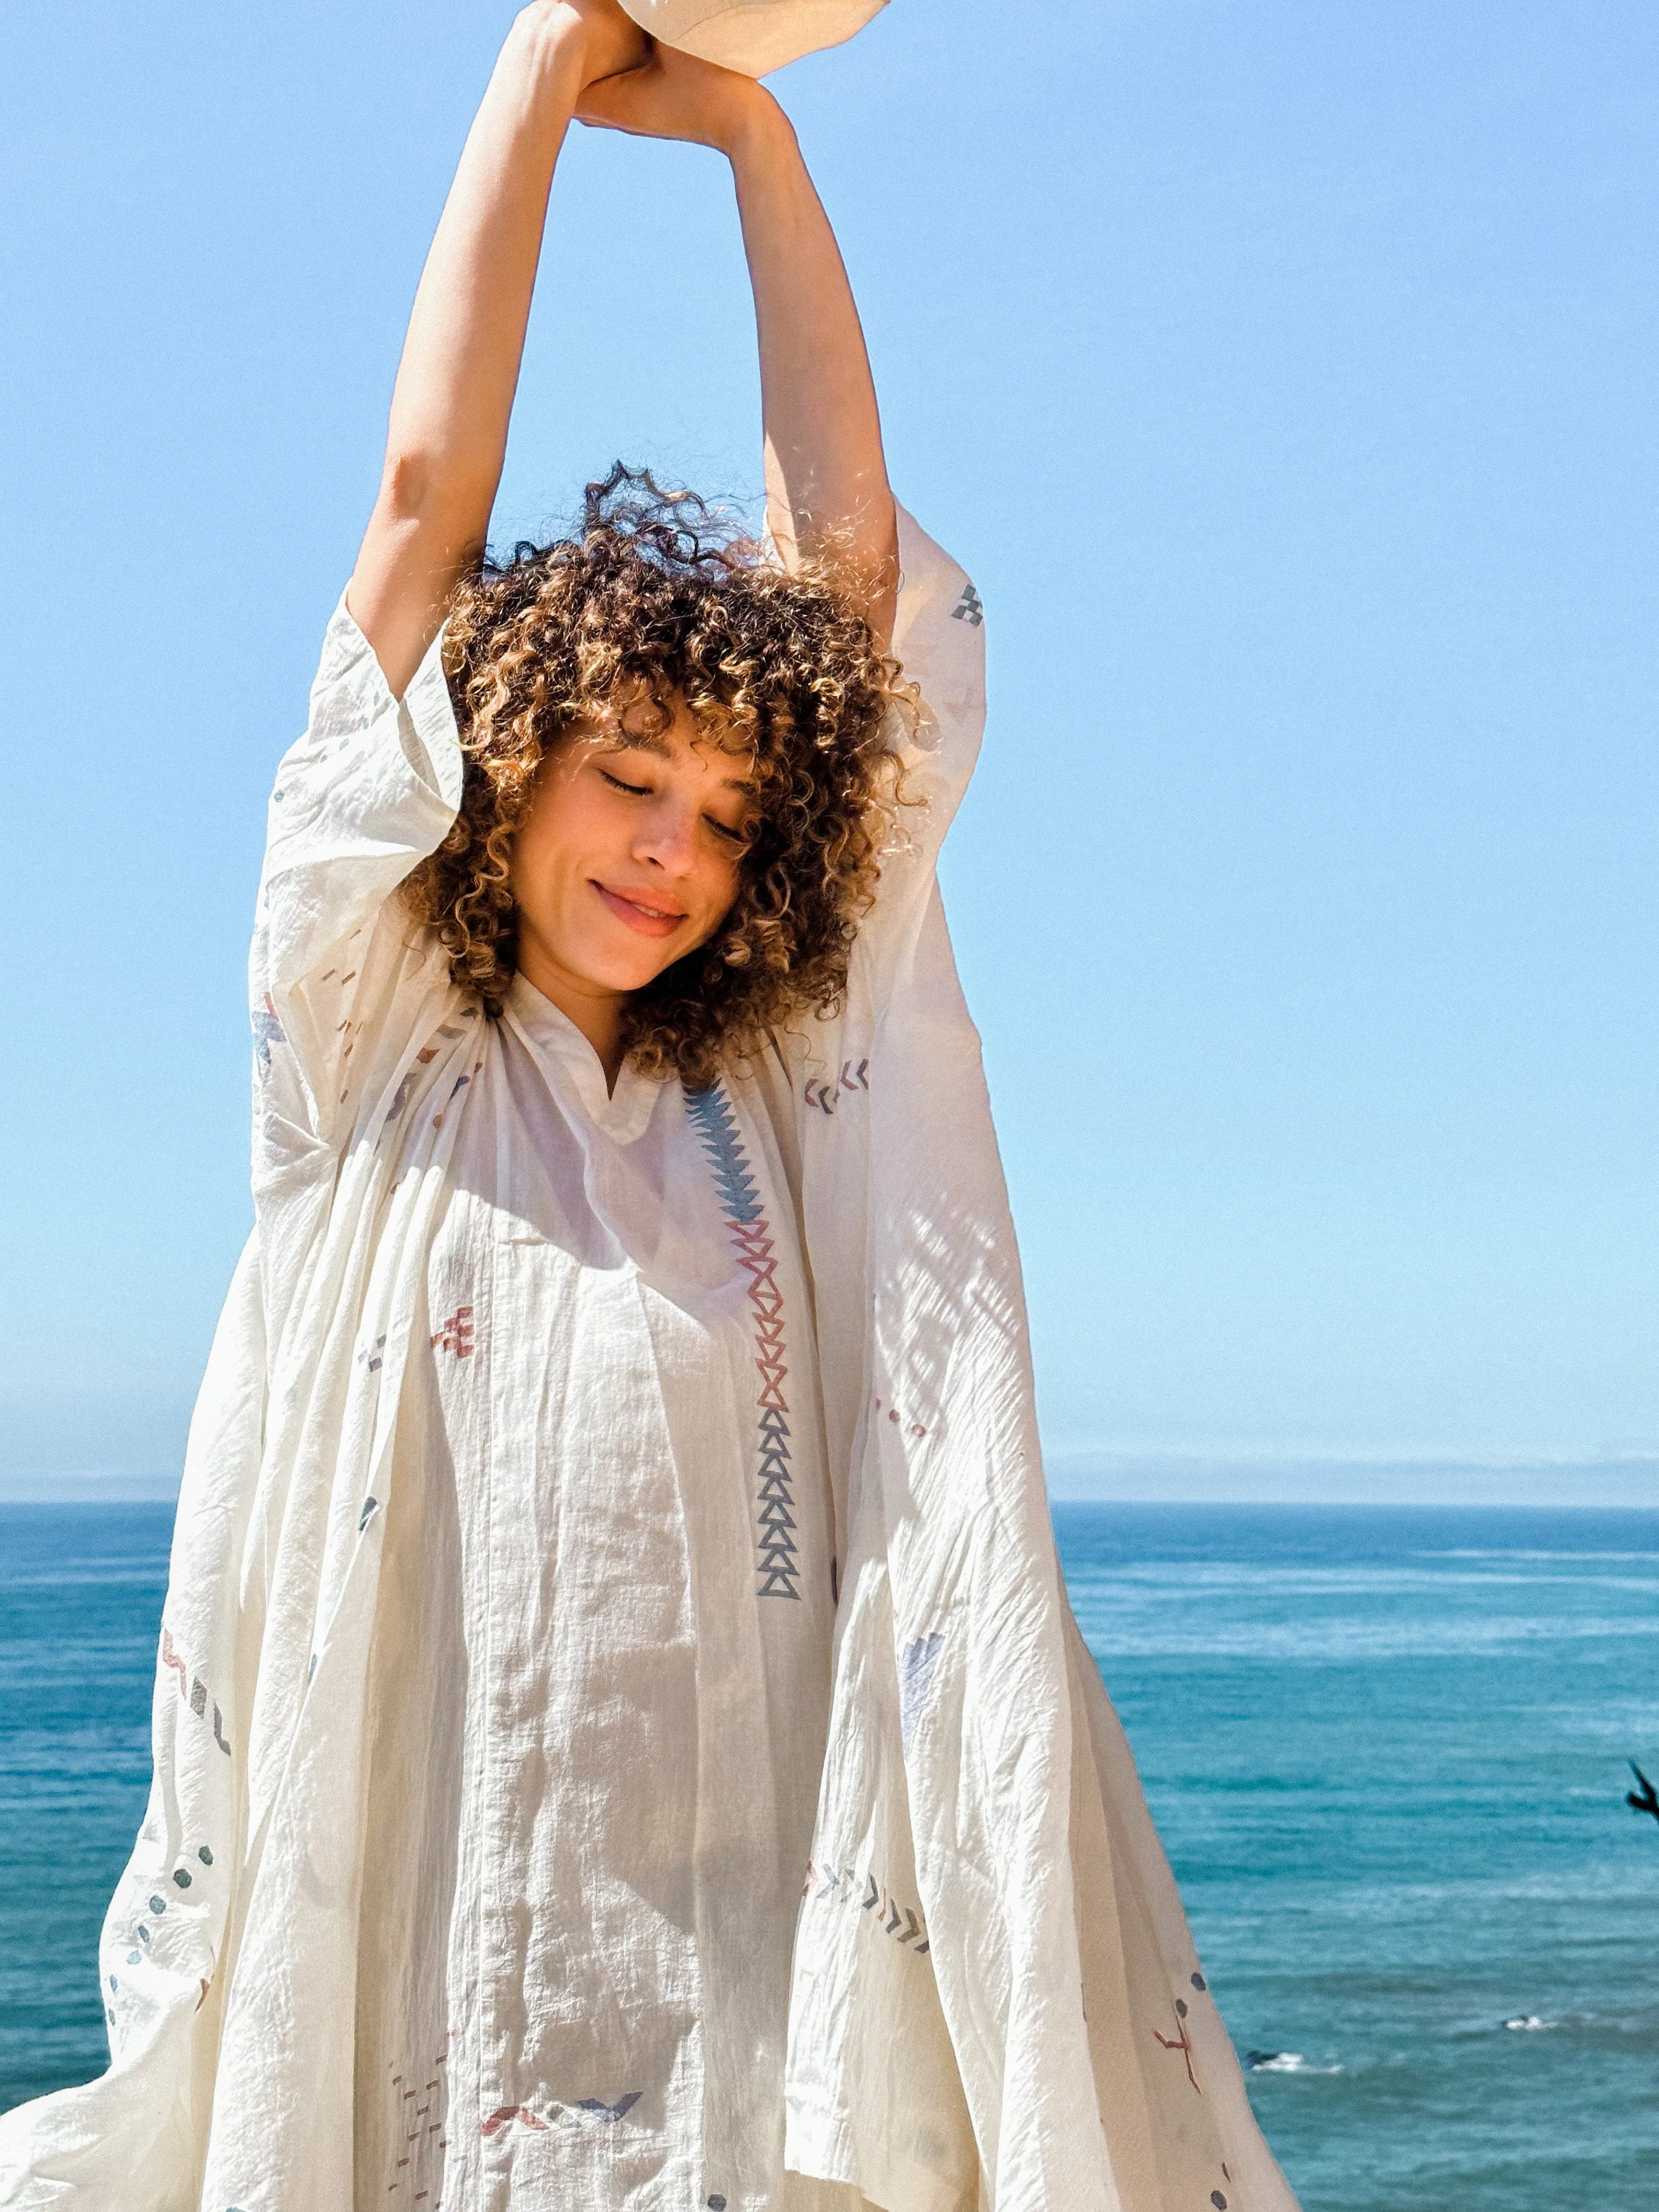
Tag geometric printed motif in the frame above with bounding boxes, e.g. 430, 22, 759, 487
685, 1085, 799, 1600
899, 1631, 944, 1754
159, 1624, 232, 1756
251, 994, 285, 1075
1153, 1971, 1214, 2096
800, 1056, 868, 1117
802, 1858, 931, 1959
480, 2092, 642, 2136
385, 2035, 449, 2196
431, 1306, 475, 1358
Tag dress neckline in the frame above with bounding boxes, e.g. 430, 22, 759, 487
502, 971, 666, 1143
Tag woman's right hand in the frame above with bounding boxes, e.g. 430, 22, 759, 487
574, 39, 777, 160
544, 0, 650, 90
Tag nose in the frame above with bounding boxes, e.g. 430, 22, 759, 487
631, 793, 700, 877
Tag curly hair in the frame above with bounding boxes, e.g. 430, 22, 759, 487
401, 464, 912, 1089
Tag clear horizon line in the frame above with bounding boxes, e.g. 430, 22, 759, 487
1046, 1444, 1659, 1472
4, 1443, 1659, 1486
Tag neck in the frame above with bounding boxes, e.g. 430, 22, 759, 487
514, 939, 628, 1094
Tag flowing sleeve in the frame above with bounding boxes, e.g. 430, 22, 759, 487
249, 599, 464, 1152
765, 505, 989, 1532
0, 613, 477, 2212
855, 507, 988, 991
778, 510, 1301, 2212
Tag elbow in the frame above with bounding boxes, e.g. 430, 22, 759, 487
374, 448, 498, 543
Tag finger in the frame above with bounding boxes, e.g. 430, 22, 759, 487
573, 9, 652, 87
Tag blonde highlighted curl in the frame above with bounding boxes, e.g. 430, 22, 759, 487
402, 465, 912, 1090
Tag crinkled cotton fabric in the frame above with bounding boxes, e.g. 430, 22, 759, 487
0, 510, 1301, 2212
350, 966, 850, 2212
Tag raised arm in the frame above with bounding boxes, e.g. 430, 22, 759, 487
578, 50, 900, 646
348, 0, 647, 698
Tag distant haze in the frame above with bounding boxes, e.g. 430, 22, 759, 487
1046, 1450, 1658, 1509
2, 1450, 1652, 1512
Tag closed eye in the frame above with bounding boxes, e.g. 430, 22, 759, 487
598, 760, 750, 845
598, 767, 651, 797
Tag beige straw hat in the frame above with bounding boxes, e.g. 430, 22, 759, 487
617, 0, 888, 76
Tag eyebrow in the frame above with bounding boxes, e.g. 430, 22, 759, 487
606, 731, 757, 794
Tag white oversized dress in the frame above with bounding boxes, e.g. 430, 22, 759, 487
351, 972, 850, 2212
0, 510, 1301, 2212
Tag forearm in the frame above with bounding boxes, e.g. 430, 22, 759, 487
350, 4, 625, 695
729, 109, 898, 643
386, 13, 582, 505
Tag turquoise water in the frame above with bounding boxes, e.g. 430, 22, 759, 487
3, 1502, 1657, 2207
0, 1506, 170, 2117
1056, 1504, 1659, 2209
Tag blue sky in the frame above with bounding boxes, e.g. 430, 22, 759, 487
2, 0, 1654, 1500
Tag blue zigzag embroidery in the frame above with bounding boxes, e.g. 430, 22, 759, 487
686, 1085, 800, 1600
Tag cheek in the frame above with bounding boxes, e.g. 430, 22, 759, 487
511, 760, 601, 888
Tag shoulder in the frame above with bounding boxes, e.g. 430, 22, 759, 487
888, 506, 988, 828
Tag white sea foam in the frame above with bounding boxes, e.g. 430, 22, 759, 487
1502, 2015, 1556, 2032
1432, 1550, 1659, 1564
1244, 2051, 1342, 2074
1070, 1601, 1659, 1663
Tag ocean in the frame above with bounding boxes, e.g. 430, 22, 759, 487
2, 1500, 1656, 2208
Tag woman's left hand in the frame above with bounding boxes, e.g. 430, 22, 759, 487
574, 40, 777, 159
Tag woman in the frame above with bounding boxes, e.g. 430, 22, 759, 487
0, 6, 1300, 2209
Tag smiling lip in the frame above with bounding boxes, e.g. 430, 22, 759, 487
592, 881, 687, 939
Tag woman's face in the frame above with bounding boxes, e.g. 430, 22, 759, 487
508, 687, 755, 1008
